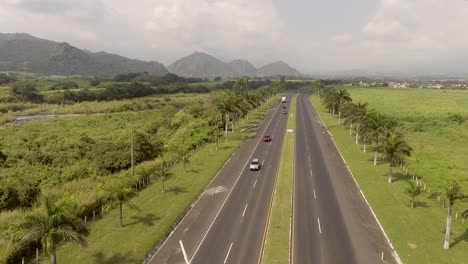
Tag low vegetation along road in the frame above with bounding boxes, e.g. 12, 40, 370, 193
293, 92, 396, 263
149, 96, 289, 264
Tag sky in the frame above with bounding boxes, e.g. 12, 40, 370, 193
1, 0, 468, 74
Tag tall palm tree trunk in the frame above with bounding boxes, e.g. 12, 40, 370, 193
349, 122, 352, 136
338, 111, 341, 124
224, 113, 229, 142
363, 144, 367, 152
355, 124, 359, 144
374, 151, 378, 166
51, 254, 57, 264
119, 202, 123, 227
388, 165, 393, 183
444, 205, 452, 249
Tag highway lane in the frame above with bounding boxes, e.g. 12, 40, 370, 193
148, 96, 289, 264
191, 97, 289, 264
293, 92, 393, 264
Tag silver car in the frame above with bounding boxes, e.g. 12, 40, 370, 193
249, 159, 261, 171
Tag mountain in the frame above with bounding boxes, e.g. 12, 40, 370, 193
228, 60, 256, 76
0, 33, 168, 76
168, 52, 301, 78
255, 61, 301, 77
167, 52, 236, 78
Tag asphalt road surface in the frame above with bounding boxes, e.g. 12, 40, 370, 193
149, 96, 289, 264
292, 92, 396, 264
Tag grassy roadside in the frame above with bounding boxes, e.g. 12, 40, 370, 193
263, 96, 296, 264
38, 96, 280, 264
309, 95, 468, 264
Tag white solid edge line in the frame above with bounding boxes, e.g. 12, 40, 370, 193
313, 189, 316, 199
189, 101, 283, 263
224, 243, 234, 264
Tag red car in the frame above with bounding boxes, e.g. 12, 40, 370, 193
263, 135, 272, 142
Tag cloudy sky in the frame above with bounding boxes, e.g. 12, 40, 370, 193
1, 0, 468, 74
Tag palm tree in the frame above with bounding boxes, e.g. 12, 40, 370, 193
429, 181, 466, 250
215, 91, 240, 142
381, 133, 412, 183
107, 187, 136, 227
342, 102, 368, 138
336, 89, 352, 124
323, 89, 339, 115
361, 110, 391, 166
405, 181, 422, 208
16, 196, 89, 264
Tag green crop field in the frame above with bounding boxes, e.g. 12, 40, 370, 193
311, 87, 468, 264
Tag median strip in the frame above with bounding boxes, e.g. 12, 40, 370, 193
263, 95, 296, 264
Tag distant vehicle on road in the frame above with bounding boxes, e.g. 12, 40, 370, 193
281, 96, 287, 103
282, 109, 287, 114
263, 135, 271, 142
282, 106, 287, 109
249, 159, 261, 171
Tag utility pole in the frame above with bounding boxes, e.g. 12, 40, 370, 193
131, 123, 134, 177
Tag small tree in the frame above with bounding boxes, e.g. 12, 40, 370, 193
381, 133, 412, 183
16, 196, 89, 264
106, 187, 137, 227
157, 163, 172, 193
429, 181, 466, 250
405, 181, 422, 208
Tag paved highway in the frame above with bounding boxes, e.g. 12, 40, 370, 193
293, 92, 395, 264
149, 96, 289, 264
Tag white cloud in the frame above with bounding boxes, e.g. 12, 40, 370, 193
1, 0, 468, 74
143, 0, 286, 65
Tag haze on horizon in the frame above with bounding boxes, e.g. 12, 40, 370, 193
1, 0, 468, 75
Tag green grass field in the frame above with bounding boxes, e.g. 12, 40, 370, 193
310, 94, 468, 264
33, 96, 279, 264
345, 87, 468, 189
263, 96, 296, 264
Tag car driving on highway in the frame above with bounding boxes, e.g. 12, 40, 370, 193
263, 135, 271, 142
249, 159, 261, 171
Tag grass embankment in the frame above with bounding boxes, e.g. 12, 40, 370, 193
38, 96, 279, 264
263, 96, 296, 264
310, 94, 468, 264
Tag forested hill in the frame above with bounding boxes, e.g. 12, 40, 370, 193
0, 33, 168, 77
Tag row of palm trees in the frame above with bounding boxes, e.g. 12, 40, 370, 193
215, 81, 276, 141
318, 86, 467, 251
321, 87, 412, 183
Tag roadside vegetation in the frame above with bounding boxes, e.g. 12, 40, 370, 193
311, 85, 468, 263
263, 96, 296, 264
0, 73, 309, 263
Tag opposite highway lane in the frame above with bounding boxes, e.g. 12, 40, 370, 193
293, 92, 396, 264
149, 96, 289, 264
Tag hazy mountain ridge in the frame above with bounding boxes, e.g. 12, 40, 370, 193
255, 61, 301, 77
0, 33, 168, 76
168, 52, 301, 78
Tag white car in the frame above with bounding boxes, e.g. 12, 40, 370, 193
249, 159, 261, 171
